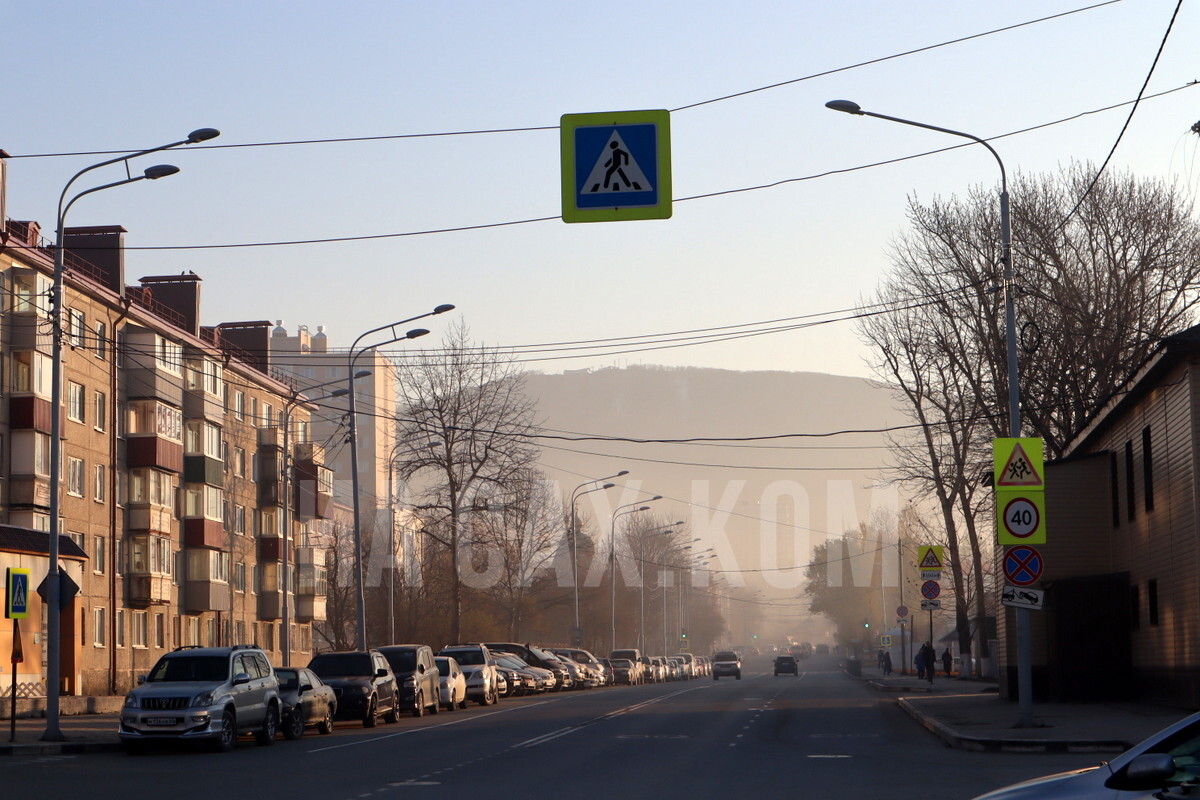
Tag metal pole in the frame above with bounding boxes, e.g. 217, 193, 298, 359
281, 398, 292, 665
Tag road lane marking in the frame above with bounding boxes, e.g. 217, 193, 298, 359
307, 700, 553, 753
514, 686, 706, 749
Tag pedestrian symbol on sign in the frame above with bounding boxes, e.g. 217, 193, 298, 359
584, 131, 652, 194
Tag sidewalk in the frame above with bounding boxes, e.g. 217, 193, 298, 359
0, 712, 123, 756
847, 661, 1192, 753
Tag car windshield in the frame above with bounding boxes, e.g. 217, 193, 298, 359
716, 652, 739, 661
444, 649, 485, 666
383, 650, 417, 673
496, 655, 527, 669
148, 655, 228, 683
308, 653, 372, 676
275, 668, 299, 690
435, 658, 455, 673
611, 659, 632, 668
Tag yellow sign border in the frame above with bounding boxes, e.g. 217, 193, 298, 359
994, 438, 1045, 488
996, 489, 1047, 545
5, 567, 30, 620
916, 545, 945, 571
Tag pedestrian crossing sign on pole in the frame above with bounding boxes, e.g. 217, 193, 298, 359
5, 568, 30, 620
561, 109, 672, 223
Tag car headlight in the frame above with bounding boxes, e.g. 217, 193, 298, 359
192, 690, 217, 707
358, 685, 372, 694
124, 693, 139, 709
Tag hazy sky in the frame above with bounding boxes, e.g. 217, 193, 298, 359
5, 1, 1198, 379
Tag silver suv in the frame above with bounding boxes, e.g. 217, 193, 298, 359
120, 645, 282, 752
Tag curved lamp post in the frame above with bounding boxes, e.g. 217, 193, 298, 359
348, 304, 454, 650
44, 127, 218, 742
825, 98, 1026, 724
568, 471, 627, 645
610, 497, 659, 653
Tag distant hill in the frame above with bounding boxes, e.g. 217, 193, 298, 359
523, 366, 906, 614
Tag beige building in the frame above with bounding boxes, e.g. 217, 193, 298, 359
0, 167, 331, 696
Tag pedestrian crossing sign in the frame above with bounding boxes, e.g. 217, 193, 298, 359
561, 109, 672, 223
917, 546, 945, 571
6, 568, 30, 619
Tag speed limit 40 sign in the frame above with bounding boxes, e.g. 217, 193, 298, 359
997, 489, 1046, 545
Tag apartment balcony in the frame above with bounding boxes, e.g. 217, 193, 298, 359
127, 505, 175, 535
183, 389, 224, 424
127, 436, 184, 473
258, 537, 285, 562
128, 574, 172, 606
294, 463, 333, 521
183, 455, 224, 488
8, 475, 51, 510
183, 517, 224, 549
257, 591, 282, 620
294, 595, 326, 623
125, 365, 184, 406
184, 580, 231, 613
295, 547, 325, 567
294, 441, 324, 464
8, 396, 58, 434
258, 426, 283, 449
8, 314, 52, 352
258, 479, 282, 507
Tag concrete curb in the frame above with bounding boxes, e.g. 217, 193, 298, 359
895, 697, 1132, 754
0, 741, 124, 756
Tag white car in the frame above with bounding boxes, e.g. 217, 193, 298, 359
972, 710, 1200, 799
437, 645, 500, 706
434, 656, 468, 711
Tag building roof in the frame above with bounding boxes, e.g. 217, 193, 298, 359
0, 526, 88, 561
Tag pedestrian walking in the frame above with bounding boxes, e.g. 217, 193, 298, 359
877, 649, 885, 670
919, 642, 935, 683
914, 649, 925, 680
942, 648, 953, 677
882, 651, 892, 676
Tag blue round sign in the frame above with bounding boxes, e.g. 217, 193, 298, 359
1003, 545, 1044, 587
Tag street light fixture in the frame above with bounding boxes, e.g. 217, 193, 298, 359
825, 98, 1026, 724
44, 126, 219, 742
348, 305, 455, 650
568, 471, 628, 645
278, 373, 366, 665
610, 497, 660, 653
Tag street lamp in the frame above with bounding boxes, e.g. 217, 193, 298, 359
825, 98, 1026, 723
44, 127, 218, 742
638, 523, 685, 653
279, 373, 367, 665
568, 471, 628, 645
348, 304, 454, 650
610, 497, 659, 653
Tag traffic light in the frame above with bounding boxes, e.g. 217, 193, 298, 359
863, 620, 870, 629
680, 630, 688, 640
752, 634, 758, 639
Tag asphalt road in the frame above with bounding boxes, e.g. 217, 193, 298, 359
0, 655, 1106, 799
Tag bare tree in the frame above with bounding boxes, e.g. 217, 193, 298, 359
392, 322, 540, 643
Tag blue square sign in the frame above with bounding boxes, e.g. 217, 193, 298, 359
561, 110, 672, 223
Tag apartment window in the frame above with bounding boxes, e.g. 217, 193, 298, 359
69, 309, 86, 348
234, 391, 245, 420
11, 431, 51, 476
94, 534, 106, 574
1142, 427, 1155, 513
114, 609, 126, 648
185, 485, 224, 521
156, 336, 182, 375
234, 562, 247, 593
1125, 440, 1136, 522
235, 620, 246, 646
235, 505, 247, 535
126, 400, 182, 442
300, 625, 312, 653
94, 321, 107, 359
12, 273, 47, 314
1148, 579, 1160, 626
261, 403, 273, 428
67, 457, 85, 497
1110, 451, 1120, 527
256, 508, 281, 538
186, 549, 229, 582
133, 611, 148, 648
1130, 585, 1141, 630
94, 390, 106, 432
250, 397, 259, 425
154, 613, 165, 648
234, 447, 246, 477
129, 469, 176, 510
186, 358, 223, 396
129, 535, 174, 576
94, 607, 108, 647
11, 350, 52, 396
67, 382, 86, 423
185, 420, 223, 459
207, 617, 219, 648
184, 616, 200, 647
94, 464, 106, 503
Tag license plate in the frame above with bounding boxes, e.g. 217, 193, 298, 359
145, 717, 178, 726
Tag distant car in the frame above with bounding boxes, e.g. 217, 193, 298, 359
275, 667, 337, 739
377, 645, 440, 718
435, 656, 468, 711
609, 649, 645, 685
712, 651, 742, 680
610, 658, 638, 685
971, 709, 1200, 799
493, 652, 553, 694
671, 653, 697, 679
438, 645, 500, 706
774, 655, 798, 676
306, 650, 399, 728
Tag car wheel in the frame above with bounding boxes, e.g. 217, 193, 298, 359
412, 692, 425, 718
383, 700, 400, 724
429, 694, 439, 715
736, 673, 742, 680
317, 708, 334, 735
363, 696, 379, 728
713, 676, 719, 681
443, 696, 455, 712
283, 709, 305, 740
255, 706, 278, 746
212, 710, 237, 752
459, 696, 469, 710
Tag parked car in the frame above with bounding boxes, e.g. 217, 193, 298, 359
671, 652, 697, 679
438, 644, 500, 706
306, 650, 399, 728
544, 653, 580, 690
120, 645, 282, 753
694, 656, 712, 677
549, 648, 605, 687
774, 655, 799, 676
609, 649, 645, 685
971, 709, 1200, 799
434, 656, 469, 711
275, 667, 337, 739
377, 645, 440, 718
493, 664, 520, 697
637, 656, 658, 683
610, 658, 639, 685
667, 656, 686, 681
712, 651, 742, 680
650, 656, 670, 682
493, 652, 554, 693
485, 643, 571, 691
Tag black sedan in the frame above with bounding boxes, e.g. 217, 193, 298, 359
275, 667, 337, 739
774, 655, 799, 676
